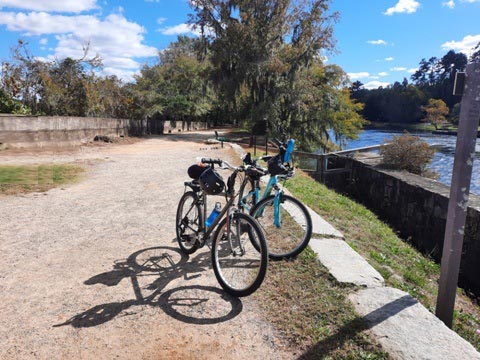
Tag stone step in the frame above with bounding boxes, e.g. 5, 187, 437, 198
305, 205, 343, 238
349, 287, 480, 360
309, 238, 384, 288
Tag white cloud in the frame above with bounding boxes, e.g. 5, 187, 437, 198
384, 0, 420, 15
103, 67, 140, 82
0, 0, 97, 13
378, 72, 389, 76
390, 67, 407, 71
441, 34, 480, 56
157, 17, 166, 25
370, 76, 380, 80
385, 57, 394, 61
0, 11, 158, 81
39, 37, 48, 45
408, 68, 418, 74
158, 23, 200, 36
367, 39, 387, 45
363, 81, 390, 90
443, 0, 455, 8
347, 72, 370, 80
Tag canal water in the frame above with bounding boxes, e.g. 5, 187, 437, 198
338, 129, 480, 195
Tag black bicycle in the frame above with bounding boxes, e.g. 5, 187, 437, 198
175, 158, 268, 297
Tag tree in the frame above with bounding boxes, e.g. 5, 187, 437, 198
131, 37, 214, 124
0, 40, 135, 118
421, 99, 449, 130
188, 0, 366, 151
0, 88, 30, 114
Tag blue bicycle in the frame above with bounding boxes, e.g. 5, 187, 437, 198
237, 138, 312, 260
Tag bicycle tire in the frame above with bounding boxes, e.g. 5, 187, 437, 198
211, 212, 268, 297
176, 191, 203, 255
250, 194, 312, 260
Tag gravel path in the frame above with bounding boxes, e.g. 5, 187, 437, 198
0, 134, 291, 360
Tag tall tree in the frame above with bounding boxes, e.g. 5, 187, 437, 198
188, 0, 365, 151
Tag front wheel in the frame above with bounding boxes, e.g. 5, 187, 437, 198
176, 191, 203, 255
211, 212, 268, 297
250, 194, 312, 260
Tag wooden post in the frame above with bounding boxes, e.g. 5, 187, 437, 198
435, 63, 480, 327
265, 133, 268, 155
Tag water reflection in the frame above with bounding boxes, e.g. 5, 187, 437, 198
339, 129, 480, 195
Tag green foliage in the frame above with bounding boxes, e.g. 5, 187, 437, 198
0, 88, 30, 114
131, 36, 213, 122
380, 133, 436, 176
187, 0, 364, 151
350, 46, 478, 125
1, 40, 129, 118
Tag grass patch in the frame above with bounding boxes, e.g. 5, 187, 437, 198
253, 248, 389, 359
284, 171, 480, 351
0, 164, 84, 195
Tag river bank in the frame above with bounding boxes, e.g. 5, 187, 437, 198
338, 127, 480, 195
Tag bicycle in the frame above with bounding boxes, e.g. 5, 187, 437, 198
175, 157, 268, 297
237, 138, 312, 260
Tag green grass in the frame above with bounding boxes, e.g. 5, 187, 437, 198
284, 171, 480, 351
254, 247, 389, 359
0, 164, 84, 195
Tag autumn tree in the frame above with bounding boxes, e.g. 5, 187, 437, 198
421, 98, 449, 130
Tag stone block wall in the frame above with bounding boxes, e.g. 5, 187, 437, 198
325, 158, 480, 296
0, 115, 208, 148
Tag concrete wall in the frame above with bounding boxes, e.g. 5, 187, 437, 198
0, 115, 208, 148
323, 158, 480, 296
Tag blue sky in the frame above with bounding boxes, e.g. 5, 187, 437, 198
0, 0, 479, 88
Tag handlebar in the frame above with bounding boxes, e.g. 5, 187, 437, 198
201, 158, 239, 172
201, 157, 223, 166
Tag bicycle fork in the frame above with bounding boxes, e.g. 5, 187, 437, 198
226, 208, 245, 256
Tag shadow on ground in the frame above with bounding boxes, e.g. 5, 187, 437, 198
54, 244, 243, 328
299, 295, 417, 359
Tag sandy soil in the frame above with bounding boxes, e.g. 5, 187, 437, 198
0, 132, 292, 360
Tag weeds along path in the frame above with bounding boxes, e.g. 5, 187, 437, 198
0, 134, 291, 360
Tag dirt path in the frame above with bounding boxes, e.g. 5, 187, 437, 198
0, 133, 291, 360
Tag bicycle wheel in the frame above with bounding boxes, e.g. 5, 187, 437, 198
250, 194, 312, 260
176, 191, 203, 254
211, 212, 268, 297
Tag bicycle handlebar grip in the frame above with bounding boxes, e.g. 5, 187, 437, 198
201, 158, 222, 165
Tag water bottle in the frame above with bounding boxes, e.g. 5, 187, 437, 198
284, 139, 295, 162
205, 202, 222, 227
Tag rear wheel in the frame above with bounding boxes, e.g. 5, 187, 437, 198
250, 194, 312, 260
211, 212, 268, 297
176, 191, 203, 254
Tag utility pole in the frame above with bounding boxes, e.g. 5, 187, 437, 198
436, 63, 480, 327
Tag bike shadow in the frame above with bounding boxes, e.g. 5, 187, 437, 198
54, 244, 243, 328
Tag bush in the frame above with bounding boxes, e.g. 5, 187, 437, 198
380, 133, 436, 177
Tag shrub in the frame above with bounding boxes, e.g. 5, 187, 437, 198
380, 133, 436, 177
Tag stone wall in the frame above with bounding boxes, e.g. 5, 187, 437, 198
324, 158, 480, 296
0, 115, 208, 148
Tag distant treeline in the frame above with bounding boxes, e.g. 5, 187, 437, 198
350, 46, 480, 125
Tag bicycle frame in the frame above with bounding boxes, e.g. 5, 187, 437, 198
239, 175, 283, 227
200, 191, 236, 240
